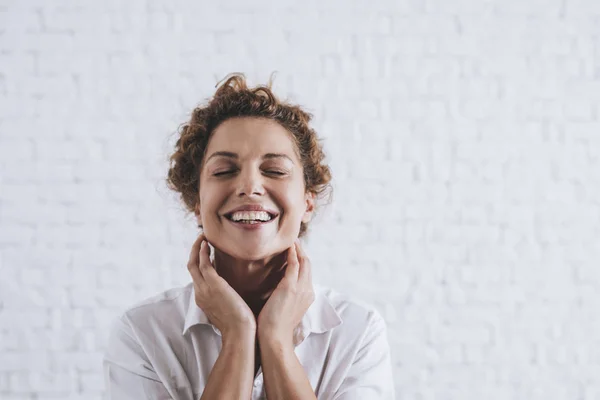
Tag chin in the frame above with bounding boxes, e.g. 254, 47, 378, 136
235, 249, 273, 262
233, 240, 292, 261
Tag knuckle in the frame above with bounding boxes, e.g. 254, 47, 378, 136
186, 261, 196, 271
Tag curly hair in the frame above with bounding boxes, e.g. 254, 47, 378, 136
166, 73, 332, 238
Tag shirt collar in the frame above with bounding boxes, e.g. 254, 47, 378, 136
182, 282, 213, 336
182, 283, 342, 343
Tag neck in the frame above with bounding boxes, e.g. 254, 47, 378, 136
213, 248, 288, 316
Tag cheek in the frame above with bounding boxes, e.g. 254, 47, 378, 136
199, 184, 225, 214
279, 196, 306, 223
198, 207, 220, 230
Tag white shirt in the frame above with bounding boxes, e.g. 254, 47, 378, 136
103, 282, 395, 399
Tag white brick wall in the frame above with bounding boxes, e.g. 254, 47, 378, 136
1, 0, 599, 398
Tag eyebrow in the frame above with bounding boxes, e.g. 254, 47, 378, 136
205, 151, 293, 163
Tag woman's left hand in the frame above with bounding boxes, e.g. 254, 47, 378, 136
257, 239, 315, 347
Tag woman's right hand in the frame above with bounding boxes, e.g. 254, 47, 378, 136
187, 234, 257, 339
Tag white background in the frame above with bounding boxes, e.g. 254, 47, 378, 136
1, 0, 599, 399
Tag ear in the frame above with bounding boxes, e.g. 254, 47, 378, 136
194, 202, 203, 228
301, 192, 316, 224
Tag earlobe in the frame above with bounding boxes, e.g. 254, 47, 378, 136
194, 203, 203, 228
302, 213, 313, 224
307, 192, 316, 211
302, 193, 316, 223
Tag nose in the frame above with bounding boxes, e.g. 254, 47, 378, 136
235, 167, 265, 198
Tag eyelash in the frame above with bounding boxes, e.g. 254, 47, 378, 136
213, 170, 285, 177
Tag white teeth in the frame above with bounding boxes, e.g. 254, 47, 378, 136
230, 211, 273, 222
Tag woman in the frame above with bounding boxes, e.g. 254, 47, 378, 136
103, 74, 395, 399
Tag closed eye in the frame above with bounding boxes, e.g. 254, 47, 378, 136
213, 170, 235, 176
213, 170, 285, 177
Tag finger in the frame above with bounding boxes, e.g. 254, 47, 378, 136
296, 240, 312, 284
188, 233, 206, 267
187, 235, 206, 283
198, 240, 212, 275
295, 239, 307, 263
284, 242, 300, 283
200, 241, 223, 284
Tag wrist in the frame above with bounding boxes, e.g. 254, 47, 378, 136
258, 328, 293, 349
222, 326, 256, 346
258, 335, 296, 367
223, 318, 256, 336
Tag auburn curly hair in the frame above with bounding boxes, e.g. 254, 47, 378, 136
166, 73, 332, 238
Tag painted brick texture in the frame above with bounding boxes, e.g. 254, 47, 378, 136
1, 0, 599, 398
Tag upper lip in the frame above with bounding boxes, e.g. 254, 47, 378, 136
223, 204, 279, 218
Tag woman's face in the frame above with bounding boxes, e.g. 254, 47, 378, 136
196, 117, 315, 261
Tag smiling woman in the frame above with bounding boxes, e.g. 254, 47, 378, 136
102, 73, 395, 400
167, 73, 332, 240
190, 116, 319, 262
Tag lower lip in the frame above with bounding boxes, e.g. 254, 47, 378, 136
225, 216, 277, 230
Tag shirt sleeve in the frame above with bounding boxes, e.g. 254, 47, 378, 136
332, 311, 396, 400
103, 315, 173, 400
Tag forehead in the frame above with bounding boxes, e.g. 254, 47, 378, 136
206, 117, 299, 161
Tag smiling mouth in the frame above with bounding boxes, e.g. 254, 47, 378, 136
227, 219, 273, 225
223, 212, 278, 225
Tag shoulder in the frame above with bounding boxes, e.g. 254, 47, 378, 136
123, 282, 192, 314
311, 286, 395, 398
103, 284, 196, 387
109, 282, 193, 336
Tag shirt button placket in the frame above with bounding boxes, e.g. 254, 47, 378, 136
252, 376, 264, 399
